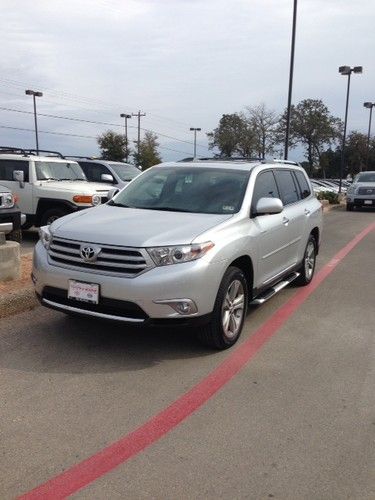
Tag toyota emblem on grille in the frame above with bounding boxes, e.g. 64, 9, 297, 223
80, 245, 100, 262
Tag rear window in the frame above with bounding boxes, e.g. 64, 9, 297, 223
294, 170, 311, 199
274, 170, 300, 205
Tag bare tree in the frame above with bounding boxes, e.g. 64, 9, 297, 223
246, 103, 278, 159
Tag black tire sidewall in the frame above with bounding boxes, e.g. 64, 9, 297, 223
41, 208, 67, 226
300, 235, 317, 285
211, 266, 248, 348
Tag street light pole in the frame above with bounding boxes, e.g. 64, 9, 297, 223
284, 0, 298, 160
120, 113, 131, 161
189, 127, 201, 158
363, 102, 374, 171
338, 66, 363, 193
25, 89, 43, 154
132, 111, 146, 162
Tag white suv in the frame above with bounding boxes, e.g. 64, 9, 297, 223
33, 160, 323, 349
0, 148, 110, 227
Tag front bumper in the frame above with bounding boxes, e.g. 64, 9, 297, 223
33, 242, 226, 324
347, 194, 375, 206
0, 207, 22, 234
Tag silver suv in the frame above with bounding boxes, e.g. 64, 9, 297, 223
33, 160, 323, 349
346, 171, 375, 211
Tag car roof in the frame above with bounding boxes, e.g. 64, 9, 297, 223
0, 153, 77, 163
155, 160, 303, 172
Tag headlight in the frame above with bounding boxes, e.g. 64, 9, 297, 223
147, 241, 214, 266
38, 225, 52, 249
0, 193, 15, 208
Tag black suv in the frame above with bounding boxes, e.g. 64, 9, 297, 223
0, 183, 22, 243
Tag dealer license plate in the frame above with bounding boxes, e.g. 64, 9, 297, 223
364, 200, 373, 205
68, 280, 99, 304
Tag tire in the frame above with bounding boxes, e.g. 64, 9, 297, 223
6, 229, 22, 243
296, 235, 317, 286
346, 203, 353, 211
197, 266, 248, 350
40, 208, 69, 226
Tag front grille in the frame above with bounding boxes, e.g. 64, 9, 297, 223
43, 286, 148, 320
358, 186, 375, 195
48, 237, 151, 277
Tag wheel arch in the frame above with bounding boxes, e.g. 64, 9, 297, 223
228, 255, 254, 298
310, 226, 320, 254
35, 199, 77, 226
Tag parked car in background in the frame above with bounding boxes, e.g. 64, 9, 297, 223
0, 183, 24, 242
69, 158, 141, 189
0, 147, 110, 227
33, 159, 322, 350
346, 171, 375, 211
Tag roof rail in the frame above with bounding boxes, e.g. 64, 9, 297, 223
65, 155, 99, 160
264, 159, 300, 166
24, 149, 65, 159
0, 146, 29, 156
178, 156, 263, 163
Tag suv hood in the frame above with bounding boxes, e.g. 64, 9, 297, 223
51, 204, 232, 247
35, 180, 110, 194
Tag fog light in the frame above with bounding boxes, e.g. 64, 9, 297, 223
153, 298, 198, 315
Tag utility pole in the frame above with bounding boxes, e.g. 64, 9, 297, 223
132, 111, 146, 162
120, 113, 131, 161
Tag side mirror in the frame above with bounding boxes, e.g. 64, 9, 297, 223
13, 170, 25, 188
101, 173, 114, 183
255, 197, 283, 216
107, 187, 120, 200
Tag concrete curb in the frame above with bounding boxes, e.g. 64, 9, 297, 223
0, 286, 37, 319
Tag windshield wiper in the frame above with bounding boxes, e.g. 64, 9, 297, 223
137, 206, 192, 213
107, 201, 132, 208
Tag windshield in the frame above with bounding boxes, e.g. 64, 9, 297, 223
111, 167, 250, 214
35, 161, 86, 181
108, 162, 140, 182
356, 172, 375, 183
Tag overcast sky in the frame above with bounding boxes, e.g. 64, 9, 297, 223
1, 0, 374, 161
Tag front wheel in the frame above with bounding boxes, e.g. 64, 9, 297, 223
197, 266, 248, 350
6, 229, 22, 243
346, 203, 353, 211
296, 235, 317, 286
40, 208, 69, 226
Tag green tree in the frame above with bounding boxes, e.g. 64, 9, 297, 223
277, 99, 342, 176
133, 131, 162, 170
97, 130, 129, 161
246, 103, 278, 158
207, 113, 257, 158
345, 131, 368, 176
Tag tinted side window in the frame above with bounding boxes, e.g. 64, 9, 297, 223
274, 170, 299, 205
78, 162, 109, 182
0, 159, 29, 182
294, 170, 311, 199
252, 170, 279, 211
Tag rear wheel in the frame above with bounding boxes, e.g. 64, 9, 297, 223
197, 266, 248, 350
296, 235, 316, 286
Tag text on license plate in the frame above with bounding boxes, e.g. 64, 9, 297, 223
364, 200, 373, 205
68, 280, 99, 304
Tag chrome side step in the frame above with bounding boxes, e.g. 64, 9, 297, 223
250, 271, 300, 305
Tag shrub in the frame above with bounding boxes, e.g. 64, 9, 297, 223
316, 191, 339, 204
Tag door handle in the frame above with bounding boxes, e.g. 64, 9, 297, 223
282, 217, 289, 225
304, 208, 311, 215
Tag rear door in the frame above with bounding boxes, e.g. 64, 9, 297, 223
273, 169, 305, 269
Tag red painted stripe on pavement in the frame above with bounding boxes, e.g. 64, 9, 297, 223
19, 221, 375, 500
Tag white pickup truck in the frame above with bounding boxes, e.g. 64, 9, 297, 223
0, 148, 110, 227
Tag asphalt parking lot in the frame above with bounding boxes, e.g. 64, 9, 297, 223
1, 209, 375, 499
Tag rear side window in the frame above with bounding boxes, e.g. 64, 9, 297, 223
78, 162, 110, 183
0, 159, 29, 182
294, 170, 311, 199
251, 170, 279, 211
274, 170, 300, 205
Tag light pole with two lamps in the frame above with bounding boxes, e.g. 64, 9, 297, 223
25, 89, 43, 154
120, 113, 132, 161
338, 65, 363, 192
189, 127, 201, 158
